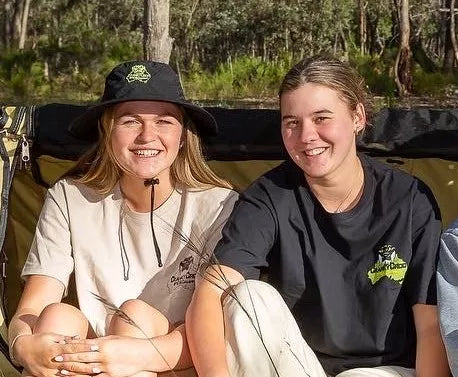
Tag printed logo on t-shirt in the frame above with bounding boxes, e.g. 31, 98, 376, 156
126, 65, 151, 83
367, 244, 407, 285
167, 255, 197, 293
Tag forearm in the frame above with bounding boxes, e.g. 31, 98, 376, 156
414, 304, 451, 377
416, 330, 450, 377
142, 324, 193, 372
186, 279, 230, 377
8, 309, 38, 364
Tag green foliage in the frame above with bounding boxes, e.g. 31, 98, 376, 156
412, 67, 458, 96
0, 0, 455, 102
183, 56, 291, 99
349, 52, 397, 96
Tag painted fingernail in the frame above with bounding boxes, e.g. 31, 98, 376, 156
92, 368, 101, 374
54, 355, 64, 362
60, 370, 69, 375
90, 344, 99, 351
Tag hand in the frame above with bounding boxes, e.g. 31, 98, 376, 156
56, 335, 151, 377
13, 332, 90, 377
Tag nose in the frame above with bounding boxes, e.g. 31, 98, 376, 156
298, 120, 319, 143
136, 122, 158, 143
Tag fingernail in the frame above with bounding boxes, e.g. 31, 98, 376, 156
58, 340, 66, 345
72, 334, 80, 340
90, 344, 99, 351
92, 368, 101, 374
60, 370, 69, 375
55, 355, 64, 362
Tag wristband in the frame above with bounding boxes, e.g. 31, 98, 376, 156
9, 333, 28, 366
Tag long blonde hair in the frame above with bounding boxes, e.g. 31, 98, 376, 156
67, 105, 232, 194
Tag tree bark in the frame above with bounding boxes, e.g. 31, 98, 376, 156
143, 0, 173, 63
443, 0, 455, 71
12, 0, 23, 46
18, 0, 31, 49
450, 0, 458, 67
359, 0, 367, 55
394, 0, 412, 97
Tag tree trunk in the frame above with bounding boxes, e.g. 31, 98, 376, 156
143, 0, 173, 63
359, 0, 367, 54
394, 0, 412, 97
12, 0, 23, 47
3, 0, 13, 49
450, 0, 458, 67
443, 0, 455, 71
18, 0, 31, 49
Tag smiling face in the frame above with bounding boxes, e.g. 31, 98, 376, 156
280, 83, 365, 180
110, 100, 183, 183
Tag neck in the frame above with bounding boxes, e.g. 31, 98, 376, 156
306, 154, 364, 213
119, 173, 174, 213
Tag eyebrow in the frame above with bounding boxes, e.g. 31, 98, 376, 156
114, 111, 181, 120
281, 109, 333, 121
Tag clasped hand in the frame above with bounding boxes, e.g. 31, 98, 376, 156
17, 333, 150, 377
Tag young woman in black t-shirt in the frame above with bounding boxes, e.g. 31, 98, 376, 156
186, 56, 450, 377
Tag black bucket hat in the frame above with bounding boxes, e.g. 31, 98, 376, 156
69, 60, 217, 142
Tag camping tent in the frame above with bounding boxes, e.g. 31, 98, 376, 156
1, 104, 457, 375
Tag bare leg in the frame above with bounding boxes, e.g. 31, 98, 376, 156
108, 299, 196, 377
22, 303, 89, 377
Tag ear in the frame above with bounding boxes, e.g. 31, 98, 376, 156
353, 103, 366, 134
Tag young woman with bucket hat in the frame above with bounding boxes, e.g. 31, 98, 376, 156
186, 56, 449, 377
8, 61, 237, 377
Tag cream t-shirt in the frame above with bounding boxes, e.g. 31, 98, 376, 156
22, 179, 238, 336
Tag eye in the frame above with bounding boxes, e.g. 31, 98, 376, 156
314, 116, 330, 124
156, 116, 181, 126
284, 119, 299, 129
116, 116, 141, 127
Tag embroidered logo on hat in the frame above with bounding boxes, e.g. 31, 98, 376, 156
126, 64, 151, 83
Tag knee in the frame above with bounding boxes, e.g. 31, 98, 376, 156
40, 302, 82, 319
228, 280, 282, 305
35, 303, 87, 335
110, 299, 170, 337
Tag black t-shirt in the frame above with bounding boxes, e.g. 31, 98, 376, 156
214, 154, 441, 375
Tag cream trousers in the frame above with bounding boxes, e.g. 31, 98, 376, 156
222, 280, 415, 377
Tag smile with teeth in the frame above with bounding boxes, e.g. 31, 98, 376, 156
132, 149, 161, 157
304, 147, 326, 156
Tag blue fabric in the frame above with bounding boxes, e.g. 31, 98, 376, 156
438, 218, 458, 377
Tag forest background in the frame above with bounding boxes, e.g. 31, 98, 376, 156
2, 0, 458, 109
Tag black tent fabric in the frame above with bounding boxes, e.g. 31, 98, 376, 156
30, 104, 458, 162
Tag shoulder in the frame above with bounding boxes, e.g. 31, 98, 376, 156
180, 186, 238, 211
363, 154, 436, 202
243, 160, 301, 198
47, 178, 114, 205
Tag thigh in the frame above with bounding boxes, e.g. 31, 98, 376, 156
336, 366, 415, 377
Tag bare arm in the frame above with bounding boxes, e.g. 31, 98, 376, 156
8, 275, 64, 369
413, 303, 451, 377
186, 265, 244, 377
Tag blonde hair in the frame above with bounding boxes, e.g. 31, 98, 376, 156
279, 55, 373, 123
68, 106, 232, 194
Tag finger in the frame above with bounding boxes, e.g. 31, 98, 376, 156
59, 362, 102, 375
58, 343, 100, 354
63, 338, 95, 345
62, 334, 81, 342
55, 351, 103, 363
